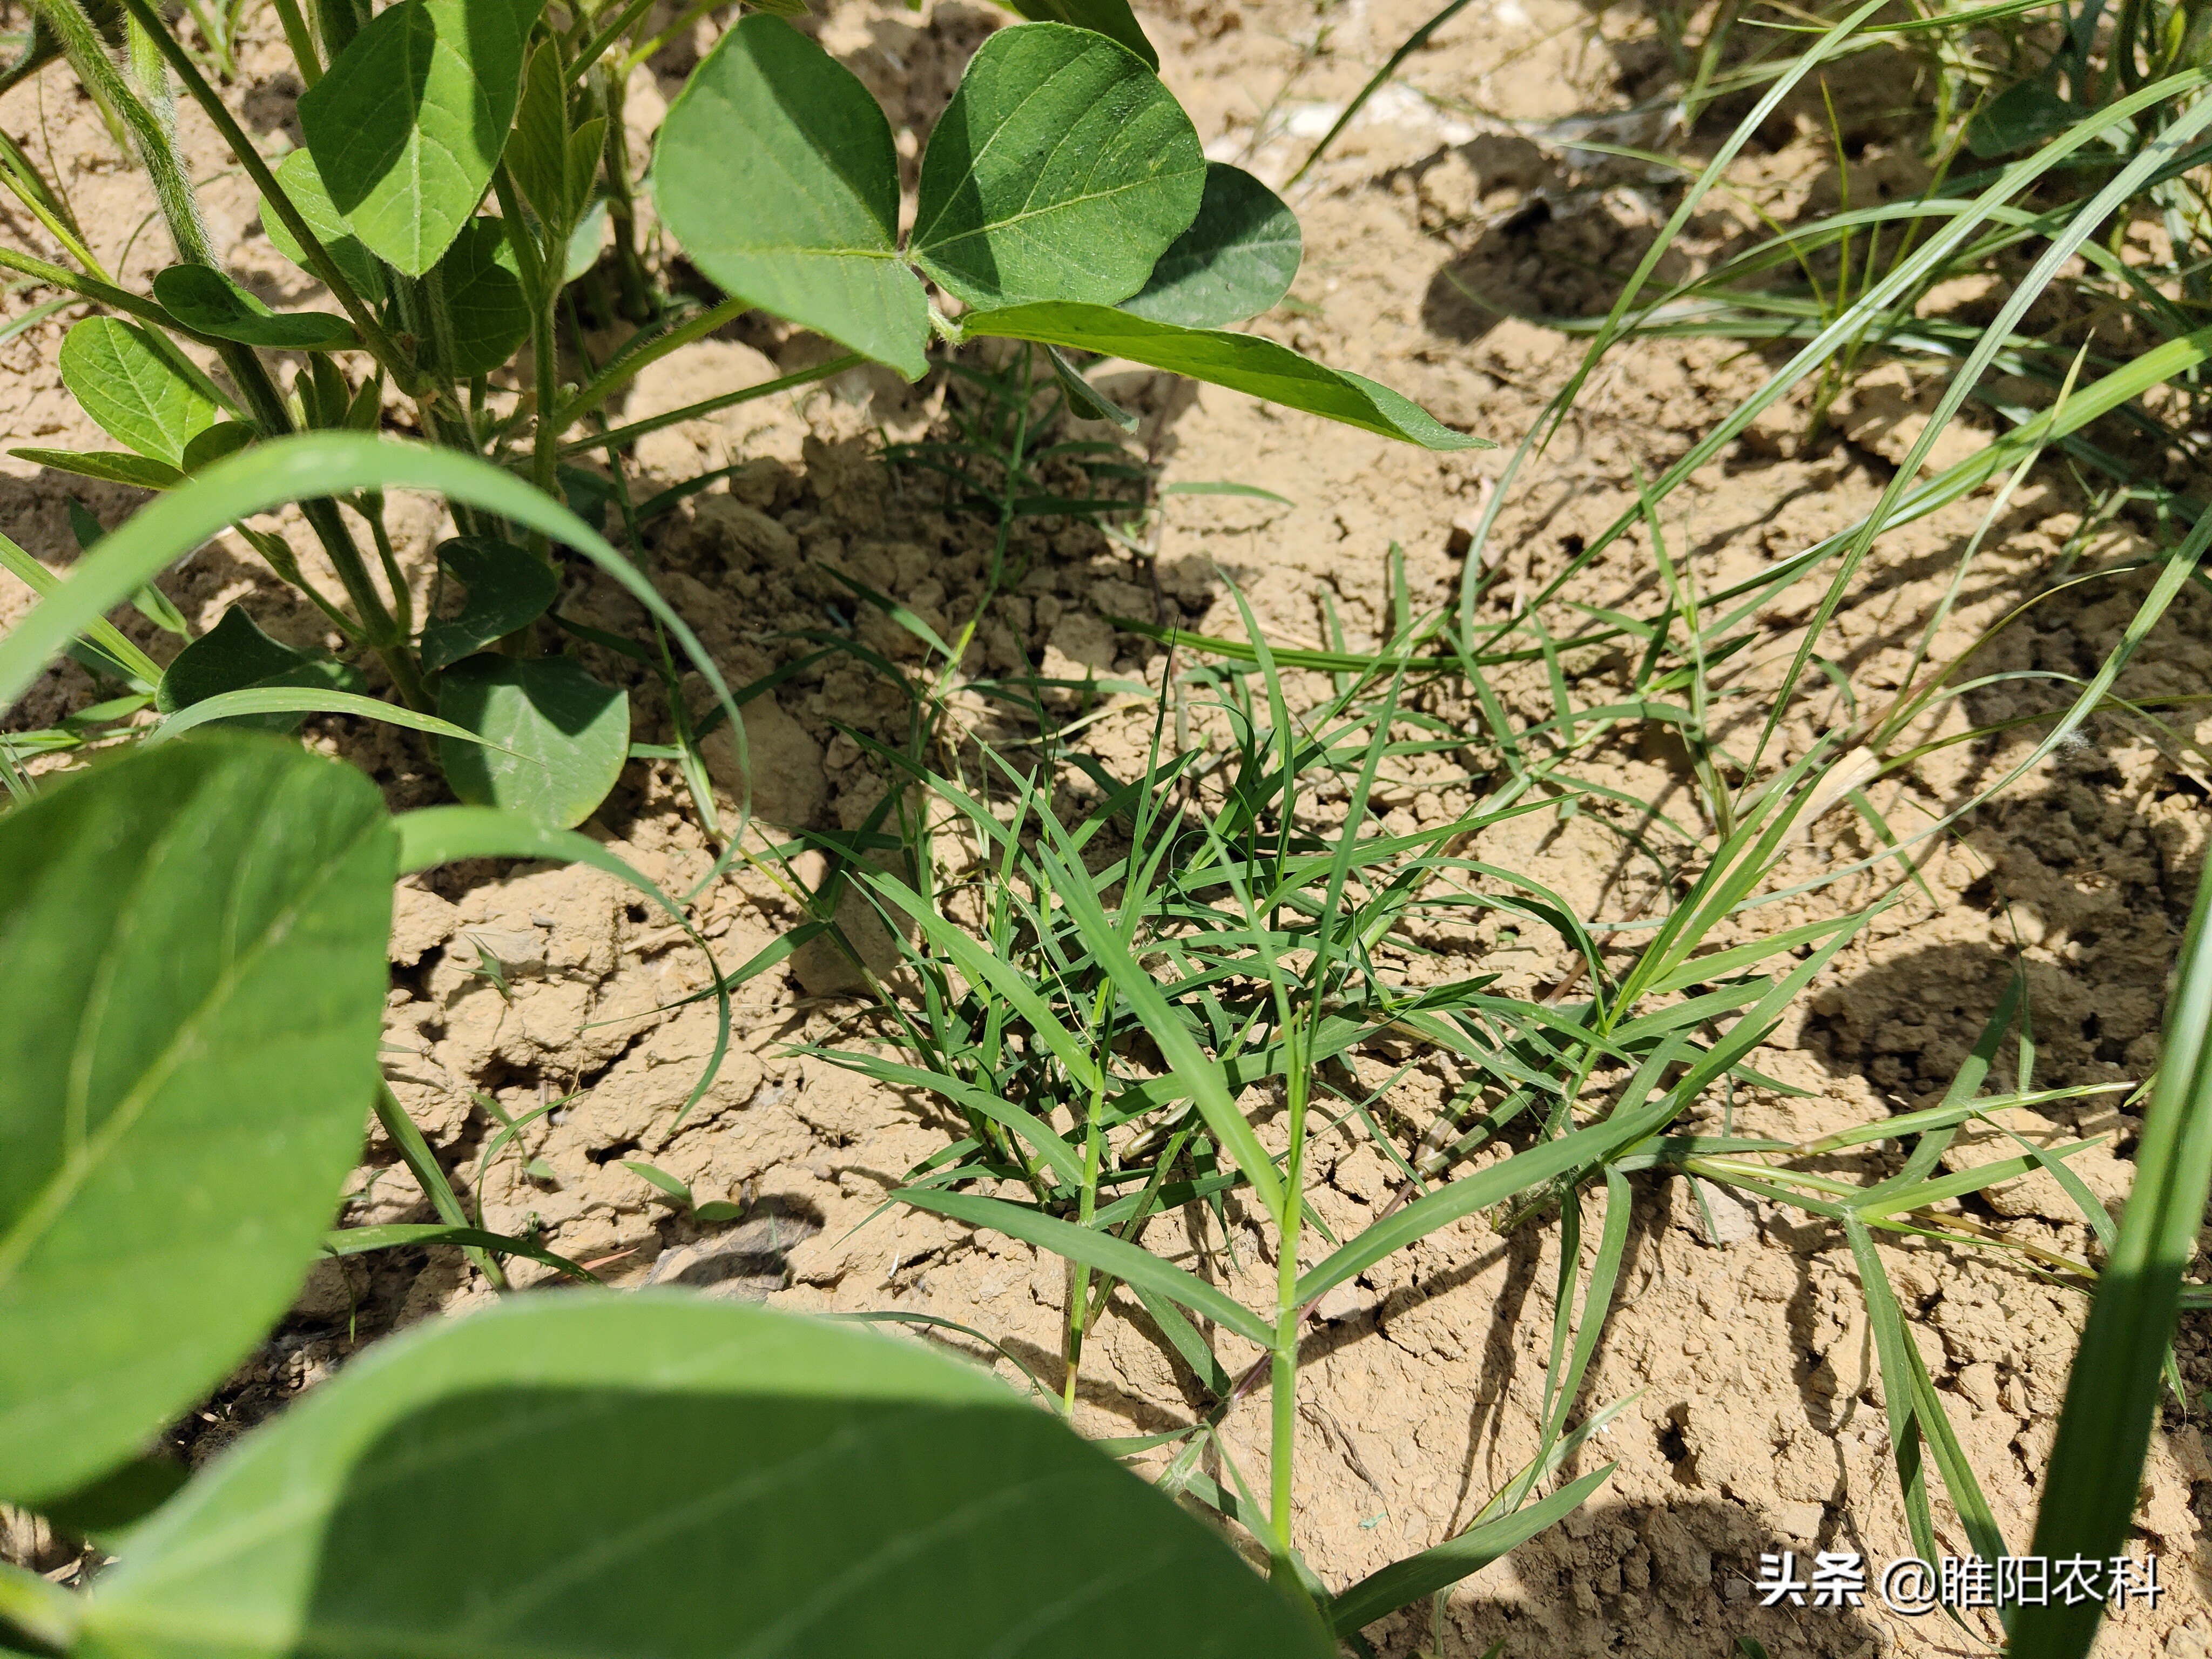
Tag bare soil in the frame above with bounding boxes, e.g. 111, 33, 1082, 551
6, 1, 2212, 1654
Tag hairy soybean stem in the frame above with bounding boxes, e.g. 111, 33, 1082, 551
111, 0, 418, 387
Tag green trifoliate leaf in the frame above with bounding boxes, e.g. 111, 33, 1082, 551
966, 301, 1489, 449
437, 653, 629, 827
149, 265, 355, 352
75, 1298, 1336, 1659
0, 737, 392, 1506
58, 318, 219, 467
298, 0, 548, 275
653, 16, 926, 378
154, 604, 366, 733
434, 218, 532, 378
910, 23, 1203, 312
1121, 161, 1301, 328
420, 537, 558, 671
259, 149, 388, 304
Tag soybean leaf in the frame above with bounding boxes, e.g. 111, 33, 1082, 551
76, 1297, 1332, 1658
654, 16, 927, 377
965, 301, 1486, 449
7, 448, 182, 489
2012, 854, 2212, 1659
505, 37, 570, 232
996, 0, 1156, 67
1328, 1465, 1615, 1634
437, 653, 629, 828
0, 738, 392, 1505
179, 421, 257, 472
564, 197, 609, 284
900, 1188, 1274, 1346
154, 603, 365, 733
433, 219, 532, 379
0, 435, 747, 781
566, 118, 606, 225
1121, 161, 1300, 328
298, 0, 547, 275
420, 536, 558, 670
260, 150, 388, 304
58, 318, 219, 467
909, 23, 1203, 311
149, 265, 354, 352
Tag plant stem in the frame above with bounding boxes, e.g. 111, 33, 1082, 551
33, 0, 212, 262
0, 243, 223, 340
110, 0, 419, 388
269, 0, 321, 84
594, 63, 653, 321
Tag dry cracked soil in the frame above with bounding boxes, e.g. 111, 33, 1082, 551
7, 0, 2212, 1654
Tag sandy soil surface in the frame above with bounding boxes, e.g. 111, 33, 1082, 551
6, 0, 2212, 1654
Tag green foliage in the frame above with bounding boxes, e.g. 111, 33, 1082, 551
907, 24, 1204, 309
436, 653, 629, 828
653, 17, 928, 376
997, 0, 1156, 66
433, 217, 533, 377
0, 738, 392, 1506
2013, 858, 2212, 1657
258, 149, 386, 304
653, 18, 1472, 448
1120, 161, 1302, 329
967, 302, 1486, 448
149, 264, 353, 350
297, 0, 545, 275
418, 536, 558, 671
7, 447, 182, 489
57, 317, 217, 468
72, 1299, 1331, 1659
154, 603, 366, 733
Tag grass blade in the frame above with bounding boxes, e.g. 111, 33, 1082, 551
2011, 851, 2212, 1658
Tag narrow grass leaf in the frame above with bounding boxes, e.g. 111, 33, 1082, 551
2013, 853, 2212, 1659
1328, 1465, 1614, 1635
902, 1188, 1273, 1345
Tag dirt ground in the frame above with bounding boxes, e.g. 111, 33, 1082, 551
6, 0, 2212, 1653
